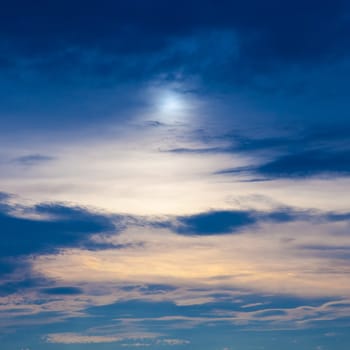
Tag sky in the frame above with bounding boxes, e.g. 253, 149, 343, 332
1, 1, 350, 349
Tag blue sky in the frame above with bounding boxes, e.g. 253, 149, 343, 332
1, 1, 350, 349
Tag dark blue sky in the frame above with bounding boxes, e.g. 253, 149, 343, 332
1, 1, 350, 349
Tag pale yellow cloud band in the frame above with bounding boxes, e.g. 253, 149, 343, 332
33, 221, 350, 298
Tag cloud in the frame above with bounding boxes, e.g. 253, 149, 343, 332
174, 210, 256, 235
0, 194, 118, 284
1, 193, 350, 337
32, 217, 350, 298
219, 149, 350, 180
208, 126, 350, 180
40, 286, 83, 295
156, 338, 190, 345
1, 0, 349, 116
0, 192, 11, 202
165, 123, 350, 155
44, 330, 159, 345
2, 1, 349, 68
255, 149, 350, 179
112, 299, 350, 330
1, 3, 350, 349
2, 192, 350, 298
45, 333, 122, 344
160, 207, 338, 236
13, 154, 55, 166
0, 199, 116, 258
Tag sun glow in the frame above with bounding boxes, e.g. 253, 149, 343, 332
159, 91, 186, 113
148, 86, 194, 122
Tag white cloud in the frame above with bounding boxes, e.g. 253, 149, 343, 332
2, 113, 349, 216
45, 333, 122, 344
33, 221, 350, 298
44, 331, 159, 345
157, 338, 190, 345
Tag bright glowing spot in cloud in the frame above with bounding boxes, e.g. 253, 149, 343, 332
159, 91, 186, 113
148, 85, 195, 123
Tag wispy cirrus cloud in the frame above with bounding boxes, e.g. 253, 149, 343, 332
45, 333, 122, 344
45, 332, 189, 347
12, 154, 55, 167
32, 218, 350, 299
219, 149, 350, 180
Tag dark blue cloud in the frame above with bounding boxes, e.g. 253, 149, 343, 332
0, 192, 11, 201
0, 0, 349, 138
1, 0, 348, 60
0, 260, 15, 276
40, 286, 83, 295
0, 192, 12, 214
325, 212, 350, 221
163, 207, 350, 236
0, 275, 49, 296
194, 124, 350, 180
219, 149, 350, 180
1, 0, 349, 92
13, 154, 55, 166
0, 204, 115, 258
174, 210, 257, 235
256, 149, 350, 179
172, 208, 302, 235
0, 195, 120, 293
262, 210, 300, 223
165, 123, 350, 158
